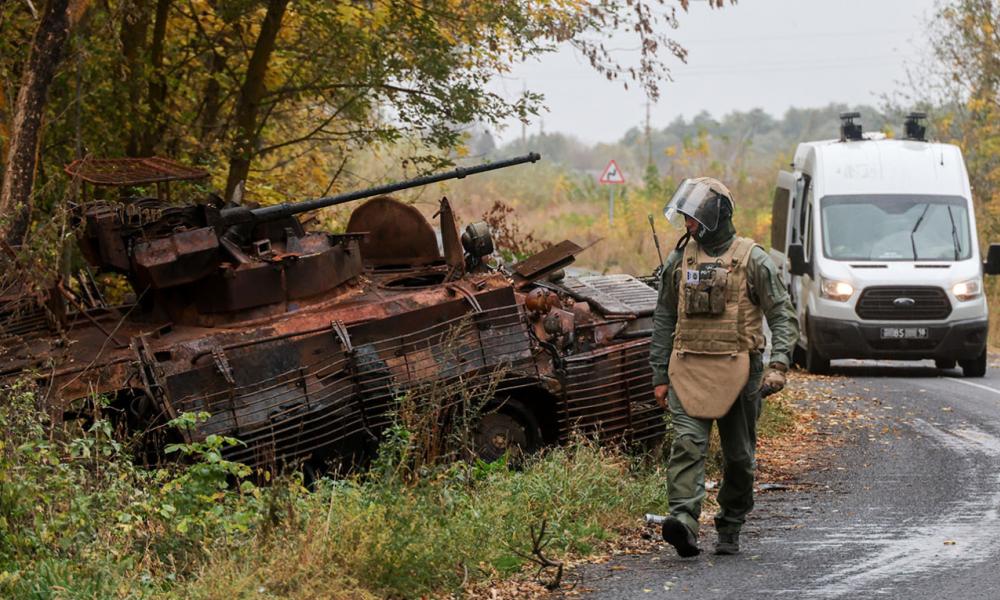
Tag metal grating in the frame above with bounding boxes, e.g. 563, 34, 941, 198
165, 303, 539, 469
560, 338, 665, 447
558, 274, 659, 316
64, 157, 209, 186
855, 286, 951, 321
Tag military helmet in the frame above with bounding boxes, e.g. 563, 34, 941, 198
663, 177, 735, 232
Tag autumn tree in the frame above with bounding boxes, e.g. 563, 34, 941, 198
0, 0, 731, 244
926, 0, 1000, 237
1, 0, 74, 246
922, 0, 1000, 339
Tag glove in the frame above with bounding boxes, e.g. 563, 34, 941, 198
760, 362, 787, 398
654, 384, 669, 409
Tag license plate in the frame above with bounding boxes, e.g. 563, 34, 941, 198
880, 327, 929, 339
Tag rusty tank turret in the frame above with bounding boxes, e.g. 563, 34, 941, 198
1, 154, 665, 473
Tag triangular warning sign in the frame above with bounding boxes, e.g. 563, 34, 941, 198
599, 159, 625, 184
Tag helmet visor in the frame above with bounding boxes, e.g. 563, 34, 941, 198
663, 178, 724, 232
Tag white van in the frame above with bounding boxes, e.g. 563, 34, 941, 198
770, 113, 1000, 377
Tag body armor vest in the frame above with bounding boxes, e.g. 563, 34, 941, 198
674, 236, 765, 354
667, 236, 765, 419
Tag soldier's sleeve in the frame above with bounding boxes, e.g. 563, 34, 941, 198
749, 246, 799, 367
650, 249, 682, 386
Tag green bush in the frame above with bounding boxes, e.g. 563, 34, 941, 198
0, 385, 294, 598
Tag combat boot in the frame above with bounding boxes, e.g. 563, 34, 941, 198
661, 516, 701, 557
713, 531, 740, 555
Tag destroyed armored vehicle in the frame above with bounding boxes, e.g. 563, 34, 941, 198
0, 155, 664, 471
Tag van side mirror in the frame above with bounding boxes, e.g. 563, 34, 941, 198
788, 244, 809, 276
985, 243, 1000, 275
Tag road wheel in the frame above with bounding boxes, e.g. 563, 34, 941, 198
959, 350, 987, 378
805, 337, 830, 374
473, 399, 542, 463
934, 359, 957, 370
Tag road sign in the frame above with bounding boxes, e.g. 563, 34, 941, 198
599, 160, 625, 185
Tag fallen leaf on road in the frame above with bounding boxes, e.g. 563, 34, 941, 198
944, 540, 957, 545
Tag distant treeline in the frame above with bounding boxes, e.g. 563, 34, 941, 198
477, 103, 922, 178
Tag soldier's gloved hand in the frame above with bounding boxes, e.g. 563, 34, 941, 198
760, 363, 788, 397
654, 384, 669, 409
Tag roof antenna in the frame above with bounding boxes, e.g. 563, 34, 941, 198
839, 112, 863, 141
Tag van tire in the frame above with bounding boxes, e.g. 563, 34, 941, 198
960, 350, 987, 378
805, 338, 830, 374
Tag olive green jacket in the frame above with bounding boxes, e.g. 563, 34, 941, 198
650, 237, 799, 387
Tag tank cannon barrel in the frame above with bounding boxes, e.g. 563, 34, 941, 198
220, 152, 541, 226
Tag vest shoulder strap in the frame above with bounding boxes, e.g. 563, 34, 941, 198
730, 237, 761, 268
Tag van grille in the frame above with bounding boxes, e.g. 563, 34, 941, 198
855, 286, 951, 321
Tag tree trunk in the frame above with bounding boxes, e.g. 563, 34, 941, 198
223, 0, 289, 202
197, 48, 226, 156
139, 0, 171, 156
1, 84, 8, 185
0, 0, 72, 246
120, 0, 150, 157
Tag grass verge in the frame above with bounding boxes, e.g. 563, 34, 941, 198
0, 383, 668, 599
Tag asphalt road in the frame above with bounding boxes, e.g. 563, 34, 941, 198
560, 356, 1000, 599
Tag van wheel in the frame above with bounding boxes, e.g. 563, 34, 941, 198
473, 399, 543, 463
805, 339, 830, 375
959, 350, 987, 378
934, 359, 957, 370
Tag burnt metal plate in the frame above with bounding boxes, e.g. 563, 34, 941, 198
346, 196, 441, 267
285, 240, 362, 299
513, 240, 583, 279
133, 227, 220, 288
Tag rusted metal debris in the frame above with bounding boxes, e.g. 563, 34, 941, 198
1, 154, 665, 472
64, 157, 209, 186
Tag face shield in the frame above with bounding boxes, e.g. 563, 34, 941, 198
663, 178, 732, 232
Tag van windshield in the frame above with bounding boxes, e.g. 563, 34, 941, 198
820, 194, 972, 261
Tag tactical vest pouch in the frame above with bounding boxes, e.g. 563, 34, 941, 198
668, 349, 750, 419
684, 262, 729, 316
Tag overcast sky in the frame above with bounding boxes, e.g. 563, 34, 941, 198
491, 0, 940, 144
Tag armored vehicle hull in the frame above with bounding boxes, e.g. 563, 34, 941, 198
0, 156, 664, 471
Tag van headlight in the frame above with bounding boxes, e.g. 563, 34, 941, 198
952, 278, 982, 301
820, 277, 854, 302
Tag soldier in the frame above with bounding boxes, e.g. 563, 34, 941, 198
650, 177, 798, 557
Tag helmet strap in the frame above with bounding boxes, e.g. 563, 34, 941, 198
675, 231, 691, 251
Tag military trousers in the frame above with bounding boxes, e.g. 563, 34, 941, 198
665, 351, 764, 536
